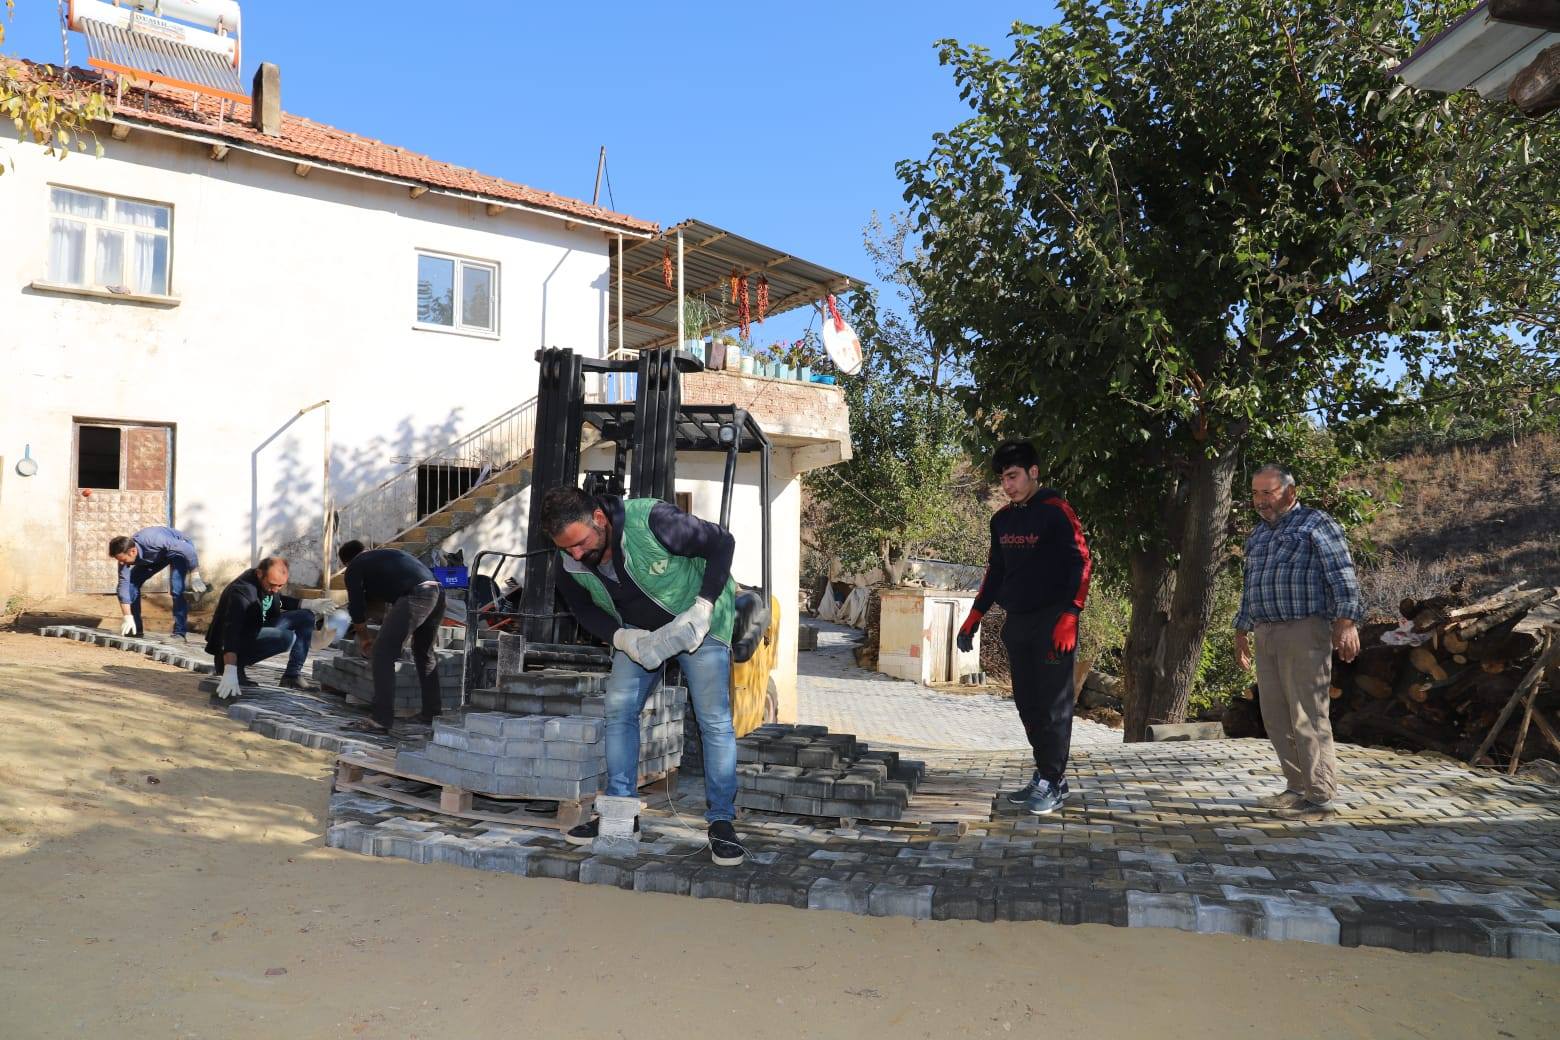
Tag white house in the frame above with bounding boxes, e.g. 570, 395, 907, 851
0, 61, 852, 719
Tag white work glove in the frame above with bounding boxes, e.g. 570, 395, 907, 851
120, 615, 138, 637
612, 628, 660, 671
215, 665, 243, 700
188, 572, 209, 597
301, 597, 338, 616
672, 597, 714, 652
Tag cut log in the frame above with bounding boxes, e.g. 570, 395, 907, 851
1451, 588, 1553, 641
1445, 582, 1527, 621
1409, 647, 1450, 682
1442, 631, 1469, 655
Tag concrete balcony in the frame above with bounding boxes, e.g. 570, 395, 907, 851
680, 370, 852, 475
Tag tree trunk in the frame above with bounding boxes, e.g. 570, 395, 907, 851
1120, 443, 1241, 740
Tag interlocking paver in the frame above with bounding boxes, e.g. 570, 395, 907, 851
38, 623, 1560, 961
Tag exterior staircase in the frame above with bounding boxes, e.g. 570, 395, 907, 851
327, 398, 538, 585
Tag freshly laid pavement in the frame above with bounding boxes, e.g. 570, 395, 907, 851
38, 623, 1560, 961
797, 620, 1121, 751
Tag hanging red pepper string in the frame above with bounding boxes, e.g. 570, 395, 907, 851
756, 276, 769, 323
661, 247, 673, 290
825, 294, 846, 332
737, 275, 752, 340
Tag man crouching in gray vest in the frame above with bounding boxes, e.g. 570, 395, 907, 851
541, 486, 746, 867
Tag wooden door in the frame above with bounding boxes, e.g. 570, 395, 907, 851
70, 422, 173, 593
929, 600, 956, 684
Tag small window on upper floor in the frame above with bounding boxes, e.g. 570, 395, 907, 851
416, 251, 498, 334
47, 187, 172, 296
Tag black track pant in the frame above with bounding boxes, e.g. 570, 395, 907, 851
999, 606, 1076, 784
372, 584, 446, 729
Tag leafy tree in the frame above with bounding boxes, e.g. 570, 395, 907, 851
1, 2, 108, 174
804, 217, 987, 581
897, 0, 1559, 739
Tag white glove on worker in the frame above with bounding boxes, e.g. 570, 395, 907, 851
637, 597, 714, 669
612, 627, 661, 671
120, 614, 138, 637
301, 597, 339, 616
185, 572, 210, 604
215, 664, 243, 700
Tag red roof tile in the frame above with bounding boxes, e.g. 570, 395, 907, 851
10, 60, 658, 235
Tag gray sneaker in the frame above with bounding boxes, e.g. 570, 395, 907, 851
1025, 779, 1065, 816
1005, 772, 1070, 805
1274, 799, 1338, 821
1255, 790, 1306, 810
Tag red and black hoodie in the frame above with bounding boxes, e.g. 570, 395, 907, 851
967, 489, 1091, 627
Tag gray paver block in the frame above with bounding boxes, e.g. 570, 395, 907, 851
808, 878, 873, 915
869, 884, 934, 920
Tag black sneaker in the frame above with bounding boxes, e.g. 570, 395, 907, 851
1004, 772, 1069, 805
708, 820, 746, 867
564, 816, 638, 847
278, 673, 316, 692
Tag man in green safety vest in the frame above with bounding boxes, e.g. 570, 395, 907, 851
541, 486, 746, 867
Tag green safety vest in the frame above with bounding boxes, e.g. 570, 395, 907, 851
561, 497, 737, 645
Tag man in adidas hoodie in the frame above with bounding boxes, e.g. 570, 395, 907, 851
957, 440, 1092, 815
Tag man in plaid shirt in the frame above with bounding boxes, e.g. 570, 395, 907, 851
1235, 464, 1363, 820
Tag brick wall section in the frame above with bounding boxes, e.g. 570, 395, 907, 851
681, 371, 849, 444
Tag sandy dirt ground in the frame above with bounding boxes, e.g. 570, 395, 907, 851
1, 631, 1556, 1040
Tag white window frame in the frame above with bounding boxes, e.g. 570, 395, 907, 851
413, 249, 499, 337
45, 185, 173, 298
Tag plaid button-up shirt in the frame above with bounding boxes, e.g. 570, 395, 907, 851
1235, 503, 1363, 632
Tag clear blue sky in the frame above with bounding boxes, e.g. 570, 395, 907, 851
4, 1, 1058, 347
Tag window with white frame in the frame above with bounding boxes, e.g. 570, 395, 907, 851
415, 251, 498, 333
47, 187, 172, 296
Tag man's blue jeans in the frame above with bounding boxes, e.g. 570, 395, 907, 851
238, 609, 315, 677
604, 636, 736, 823
126, 561, 188, 636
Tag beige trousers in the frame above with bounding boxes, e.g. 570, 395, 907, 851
1254, 616, 1337, 804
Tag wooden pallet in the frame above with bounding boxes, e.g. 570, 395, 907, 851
334, 748, 675, 832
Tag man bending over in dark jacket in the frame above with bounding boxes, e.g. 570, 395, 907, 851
338, 540, 447, 733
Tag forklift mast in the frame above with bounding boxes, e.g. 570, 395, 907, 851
511, 346, 772, 665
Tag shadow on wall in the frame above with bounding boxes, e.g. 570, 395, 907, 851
251, 408, 466, 584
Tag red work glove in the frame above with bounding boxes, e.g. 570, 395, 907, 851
1051, 612, 1079, 655
956, 609, 983, 654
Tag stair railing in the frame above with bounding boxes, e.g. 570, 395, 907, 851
331, 397, 538, 561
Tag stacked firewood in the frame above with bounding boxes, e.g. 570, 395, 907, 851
1226, 582, 1560, 768
853, 591, 883, 671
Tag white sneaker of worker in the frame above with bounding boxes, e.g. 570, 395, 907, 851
592, 795, 643, 856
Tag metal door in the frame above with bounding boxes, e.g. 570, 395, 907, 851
70, 421, 173, 593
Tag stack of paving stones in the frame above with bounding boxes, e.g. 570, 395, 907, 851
396, 700, 684, 800
312, 650, 464, 717
467, 669, 687, 771
735, 723, 925, 820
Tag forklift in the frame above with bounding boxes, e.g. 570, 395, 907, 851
464, 346, 781, 736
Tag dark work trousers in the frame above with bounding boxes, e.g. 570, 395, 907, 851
372, 583, 446, 729
999, 606, 1077, 784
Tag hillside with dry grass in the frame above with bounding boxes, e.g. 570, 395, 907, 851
1348, 430, 1560, 613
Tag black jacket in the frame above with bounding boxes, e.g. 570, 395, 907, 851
205, 569, 301, 658
971, 489, 1092, 618
344, 548, 435, 624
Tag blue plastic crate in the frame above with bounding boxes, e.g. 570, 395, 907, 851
432, 565, 469, 589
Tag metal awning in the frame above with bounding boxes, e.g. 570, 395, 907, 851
607, 219, 861, 353
1395, 1, 1560, 98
